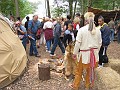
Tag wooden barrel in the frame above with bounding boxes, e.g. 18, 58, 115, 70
38, 64, 50, 81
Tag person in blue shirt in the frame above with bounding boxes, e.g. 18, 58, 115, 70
50, 18, 65, 56
15, 21, 27, 50
28, 15, 41, 57
63, 24, 73, 48
98, 16, 111, 66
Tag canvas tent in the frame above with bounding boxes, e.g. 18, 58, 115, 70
88, 7, 120, 25
0, 14, 27, 88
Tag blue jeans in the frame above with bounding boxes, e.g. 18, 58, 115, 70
110, 29, 114, 41
29, 36, 38, 55
22, 37, 27, 50
51, 36, 65, 55
117, 32, 120, 44
46, 39, 52, 51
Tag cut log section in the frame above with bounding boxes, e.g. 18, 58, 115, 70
38, 64, 50, 81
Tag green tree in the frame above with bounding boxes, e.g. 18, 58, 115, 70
0, 0, 15, 16
52, 0, 68, 17
0, 0, 37, 18
61, 0, 120, 17
18, 0, 37, 18
77, 0, 120, 15
92, 0, 120, 10
52, 6, 67, 17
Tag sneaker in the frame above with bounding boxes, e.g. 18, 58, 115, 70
46, 50, 51, 53
62, 53, 65, 56
50, 54, 56, 56
35, 54, 41, 57
98, 65, 103, 68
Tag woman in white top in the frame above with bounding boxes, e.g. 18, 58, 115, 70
43, 17, 54, 52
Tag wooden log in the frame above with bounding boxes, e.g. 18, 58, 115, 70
38, 64, 50, 81
95, 67, 120, 90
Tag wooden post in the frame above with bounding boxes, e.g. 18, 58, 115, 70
38, 64, 50, 81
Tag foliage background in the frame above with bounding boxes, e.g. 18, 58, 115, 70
0, 0, 37, 19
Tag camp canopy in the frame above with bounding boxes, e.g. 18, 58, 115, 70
88, 7, 120, 24
0, 14, 27, 88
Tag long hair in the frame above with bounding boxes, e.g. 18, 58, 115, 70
84, 12, 96, 35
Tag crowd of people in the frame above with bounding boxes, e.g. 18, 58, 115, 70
9, 13, 84, 57
8, 12, 120, 90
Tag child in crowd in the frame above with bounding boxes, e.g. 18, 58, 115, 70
63, 24, 75, 48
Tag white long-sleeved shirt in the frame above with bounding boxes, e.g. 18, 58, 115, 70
73, 24, 102, 64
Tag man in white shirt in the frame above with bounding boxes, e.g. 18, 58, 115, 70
70, 12, 102, 90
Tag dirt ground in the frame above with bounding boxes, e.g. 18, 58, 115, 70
2, 41, 120, 90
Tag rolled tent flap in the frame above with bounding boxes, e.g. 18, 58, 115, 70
0, 15, 27, 88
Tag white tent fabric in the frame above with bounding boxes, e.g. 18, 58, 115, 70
21, 14, 42, 25
0, 14, 27, 88
21, 14, 34, 24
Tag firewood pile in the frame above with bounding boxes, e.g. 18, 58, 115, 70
39, 58, 64, 73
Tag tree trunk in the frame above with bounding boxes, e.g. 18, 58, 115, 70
14, 0, 19, 17
46, 0, 51, 18
73, 0, 77, 19
81, 0, 84, 15
68, 0, 73, 18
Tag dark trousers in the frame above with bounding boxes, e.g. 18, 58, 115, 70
63, 34, 72, 48
51, 36, 65, 55
73, 30, 78, 39
99, 46, 108, 65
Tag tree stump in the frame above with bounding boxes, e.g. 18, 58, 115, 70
38, 64, 50, 81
